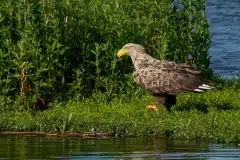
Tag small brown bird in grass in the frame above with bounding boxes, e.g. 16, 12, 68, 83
117, 43, 214, 112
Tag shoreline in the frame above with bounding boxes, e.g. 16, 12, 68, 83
0, 131, 113, 138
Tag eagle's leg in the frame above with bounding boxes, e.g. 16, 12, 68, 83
147, 93, 166, 112
165, 94, 176, 111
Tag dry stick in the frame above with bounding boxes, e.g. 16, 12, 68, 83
19, 63, 28, 94
44, 0, 49, 26
20, 0, 28, 95
18, 63, 29, 106
24, 0, 28, 24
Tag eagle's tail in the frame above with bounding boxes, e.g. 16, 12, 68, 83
193, 83, 214, 92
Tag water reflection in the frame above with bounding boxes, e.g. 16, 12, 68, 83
0, 135, 240, 159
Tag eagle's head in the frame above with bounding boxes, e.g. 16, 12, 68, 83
116, 43, 145, 58
116, 43, 153, 70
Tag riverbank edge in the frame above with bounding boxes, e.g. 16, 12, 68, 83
0, 131, 113, 138
1, 107, 240, 143
2, 79, 240, 143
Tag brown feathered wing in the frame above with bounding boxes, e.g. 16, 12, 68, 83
133, 60, 206, 95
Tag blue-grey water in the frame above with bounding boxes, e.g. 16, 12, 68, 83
206, 0, 240, 78
1, 135, 240, 160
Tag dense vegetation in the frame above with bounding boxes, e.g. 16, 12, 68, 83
0, 0, 211, 108
1, 0, 240, 142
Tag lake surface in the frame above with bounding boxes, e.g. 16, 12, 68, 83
1, 135, 240, 160
206, 0, 240, 78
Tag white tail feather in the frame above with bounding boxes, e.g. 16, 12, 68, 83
198, 86, 211, 90
202, 84, 214, 89
194, 89, 204, 92
194, 83, 214, 92
199, 84, 214, 90
202, 84, 210, 87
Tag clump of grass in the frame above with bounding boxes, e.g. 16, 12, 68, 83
174, 89, 240, 112
1, 88, 240, 143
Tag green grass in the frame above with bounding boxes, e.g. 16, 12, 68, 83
1, 86, 240, 143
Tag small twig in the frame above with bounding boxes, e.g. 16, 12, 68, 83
19, 63, 27, 94
24, 0, 28, 24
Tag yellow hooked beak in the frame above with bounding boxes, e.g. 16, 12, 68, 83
117, 49, 128, 58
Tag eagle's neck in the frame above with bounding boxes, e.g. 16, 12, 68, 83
129, 51, 156, 70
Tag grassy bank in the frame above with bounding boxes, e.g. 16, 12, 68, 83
1, 84, 240, 143
1, 0, 239, 143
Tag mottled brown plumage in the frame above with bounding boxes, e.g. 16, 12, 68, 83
117, 43, 213, 111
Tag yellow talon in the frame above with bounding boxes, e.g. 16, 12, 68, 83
147, 105, 159, 112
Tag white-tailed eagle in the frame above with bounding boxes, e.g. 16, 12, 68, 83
117, 43, 214, 112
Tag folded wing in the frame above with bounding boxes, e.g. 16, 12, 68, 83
133, 60, 212, 95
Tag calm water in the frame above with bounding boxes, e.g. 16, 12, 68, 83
206, 0, 240, 78
1, 135, 240, 160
